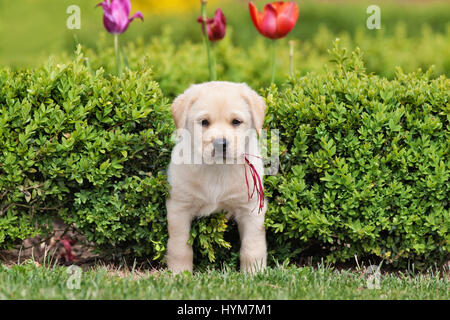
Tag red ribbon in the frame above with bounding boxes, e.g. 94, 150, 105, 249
244, 154, 265, 214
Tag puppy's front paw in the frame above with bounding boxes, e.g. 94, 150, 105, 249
167, 257, 193, 274
167, 263, 193, 274
166, 239, 193, 274
240, 253, 267, 274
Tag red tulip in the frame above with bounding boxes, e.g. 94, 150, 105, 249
197, 9, 227, 42
249, 1, 299, 40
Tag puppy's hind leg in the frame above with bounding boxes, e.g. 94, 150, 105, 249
235, 208, 267, 273
166, 199, 194, 274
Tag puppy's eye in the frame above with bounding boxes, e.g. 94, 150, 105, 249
201, 119, 210, 127
232, 119, 242, 126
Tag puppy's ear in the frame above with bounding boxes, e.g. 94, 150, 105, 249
171, 87, 199, 130
241, 84, 267, 136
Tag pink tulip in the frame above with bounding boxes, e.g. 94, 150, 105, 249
197, 9, 227, 42
97, 0, 143, 34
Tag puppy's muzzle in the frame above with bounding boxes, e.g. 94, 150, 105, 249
213, 138, 227, 158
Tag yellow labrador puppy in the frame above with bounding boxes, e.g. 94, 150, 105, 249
166, 81, 267, 273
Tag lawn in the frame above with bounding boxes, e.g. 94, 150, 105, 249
0, 261, 448, 299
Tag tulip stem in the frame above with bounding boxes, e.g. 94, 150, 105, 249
289, 40, 295, 78
271, 40, 277, 84
114, 34, 122, 76
201, 1, 215, 81
211, 43, 217, 81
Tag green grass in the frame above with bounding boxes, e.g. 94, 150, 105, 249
0, 261, 448, 299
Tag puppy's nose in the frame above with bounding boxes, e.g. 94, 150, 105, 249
213, 138, 227, 153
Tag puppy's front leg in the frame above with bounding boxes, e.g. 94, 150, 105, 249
166, 199, 194, 273
235, 209, 267, 273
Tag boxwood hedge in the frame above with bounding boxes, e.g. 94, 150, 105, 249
0, 43, 448, 269
0, 48, 171, 259
264, 42, 449, 268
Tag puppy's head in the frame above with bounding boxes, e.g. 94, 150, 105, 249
171, 81, 266, 164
